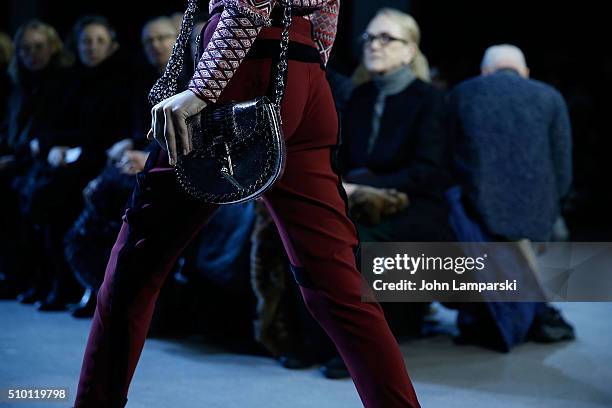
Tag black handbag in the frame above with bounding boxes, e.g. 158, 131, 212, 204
148, 0, 291, 205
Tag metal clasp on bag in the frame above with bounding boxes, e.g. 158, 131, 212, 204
220, 142, 242, 189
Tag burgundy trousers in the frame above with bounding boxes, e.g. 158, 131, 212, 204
74, 15, 420, 408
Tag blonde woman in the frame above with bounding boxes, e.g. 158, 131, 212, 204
340, 7, 454, 352
343, 8, 452, 240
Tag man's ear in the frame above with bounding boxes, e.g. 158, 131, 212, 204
524, 67, 531, 79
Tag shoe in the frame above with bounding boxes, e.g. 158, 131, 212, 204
35, 290, 68, 311
320, 355, 350, 379
528, 305, 575, 343
17, 287, 46, 304
278, 353, 315, 369
71, 288, 97, 318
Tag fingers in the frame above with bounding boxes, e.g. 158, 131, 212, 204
163, 107, 178, 165
153, 106, 165, 150
151, 90, 206, 163
175, 112, 191, 155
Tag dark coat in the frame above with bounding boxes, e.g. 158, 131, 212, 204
63, 62, 159, 289
340, 78, 455, 241
39, 49, 135, 179
448, 70, 572, 241
1, 64, 72, 172
17, 50, 136, 226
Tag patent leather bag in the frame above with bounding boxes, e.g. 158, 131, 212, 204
148, 0, 291, 204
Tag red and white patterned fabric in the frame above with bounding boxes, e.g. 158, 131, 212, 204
188, 0, 339, 103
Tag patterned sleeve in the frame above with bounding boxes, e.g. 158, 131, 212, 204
188, 0, 340, 103
305, 0, 339, 66
188, 0, 277, 103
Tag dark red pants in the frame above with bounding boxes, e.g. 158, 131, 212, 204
74, 15, 420, 408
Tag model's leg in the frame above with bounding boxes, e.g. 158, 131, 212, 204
74, 147, 219, 408
262, 65, 420, 408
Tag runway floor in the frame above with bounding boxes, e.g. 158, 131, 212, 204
1, 300, 611, 407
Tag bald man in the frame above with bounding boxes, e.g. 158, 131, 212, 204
446, 44, 574, 348
450, 43, 571, 243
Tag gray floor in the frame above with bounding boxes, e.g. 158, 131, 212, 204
1, 300, 611, 408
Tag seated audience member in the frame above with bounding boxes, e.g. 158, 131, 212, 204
0, 20, 73, 302
18, 15, 133, 312
0, 32, 13, 297
64, 16, 178, 318
337, 7, 454, 375
446, 44, 575, 350
341, 8, 453, 244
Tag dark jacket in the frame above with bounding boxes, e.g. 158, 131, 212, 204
0, 63, 72, 172
17, 50, 136, 225
340, 78, 453, 204
39, 49, 135, 180
448, 69, 572, 241
339, 78, 455, 241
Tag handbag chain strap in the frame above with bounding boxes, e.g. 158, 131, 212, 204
148, 0, 292, 108
273, 0, 292, 107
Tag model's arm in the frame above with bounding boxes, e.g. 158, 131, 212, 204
151, 0, 339, 164
188, 0, 278, 103
150, 0, 278, 163
305, 0, 340, 66
188, 0, 339, 102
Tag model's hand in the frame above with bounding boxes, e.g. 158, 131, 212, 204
147, 89, 207, 166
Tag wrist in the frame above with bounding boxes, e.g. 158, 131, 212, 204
188, 84, 216, 105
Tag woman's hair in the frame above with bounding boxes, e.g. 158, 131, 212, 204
0, 32, 13, 66
373, 8, 430, 82
7, 19, 73, 85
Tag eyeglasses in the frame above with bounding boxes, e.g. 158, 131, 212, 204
361, 32, 409, 46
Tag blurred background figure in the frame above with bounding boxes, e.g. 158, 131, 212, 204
16, 15, 132, 312
142, 16, 176, 73
0, 20, 73, 302
64, 16, 177, 318
338, 7, 454, 374
170, 12, 184, 33
0, 30, 15, 298
341, 8, 453, 245
446, 44, 575, 351
129, 16, 179, 139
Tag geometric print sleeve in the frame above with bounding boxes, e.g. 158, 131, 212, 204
188, 0, 339, 104
187, 2, 274, 103
305, 0, 339, 66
